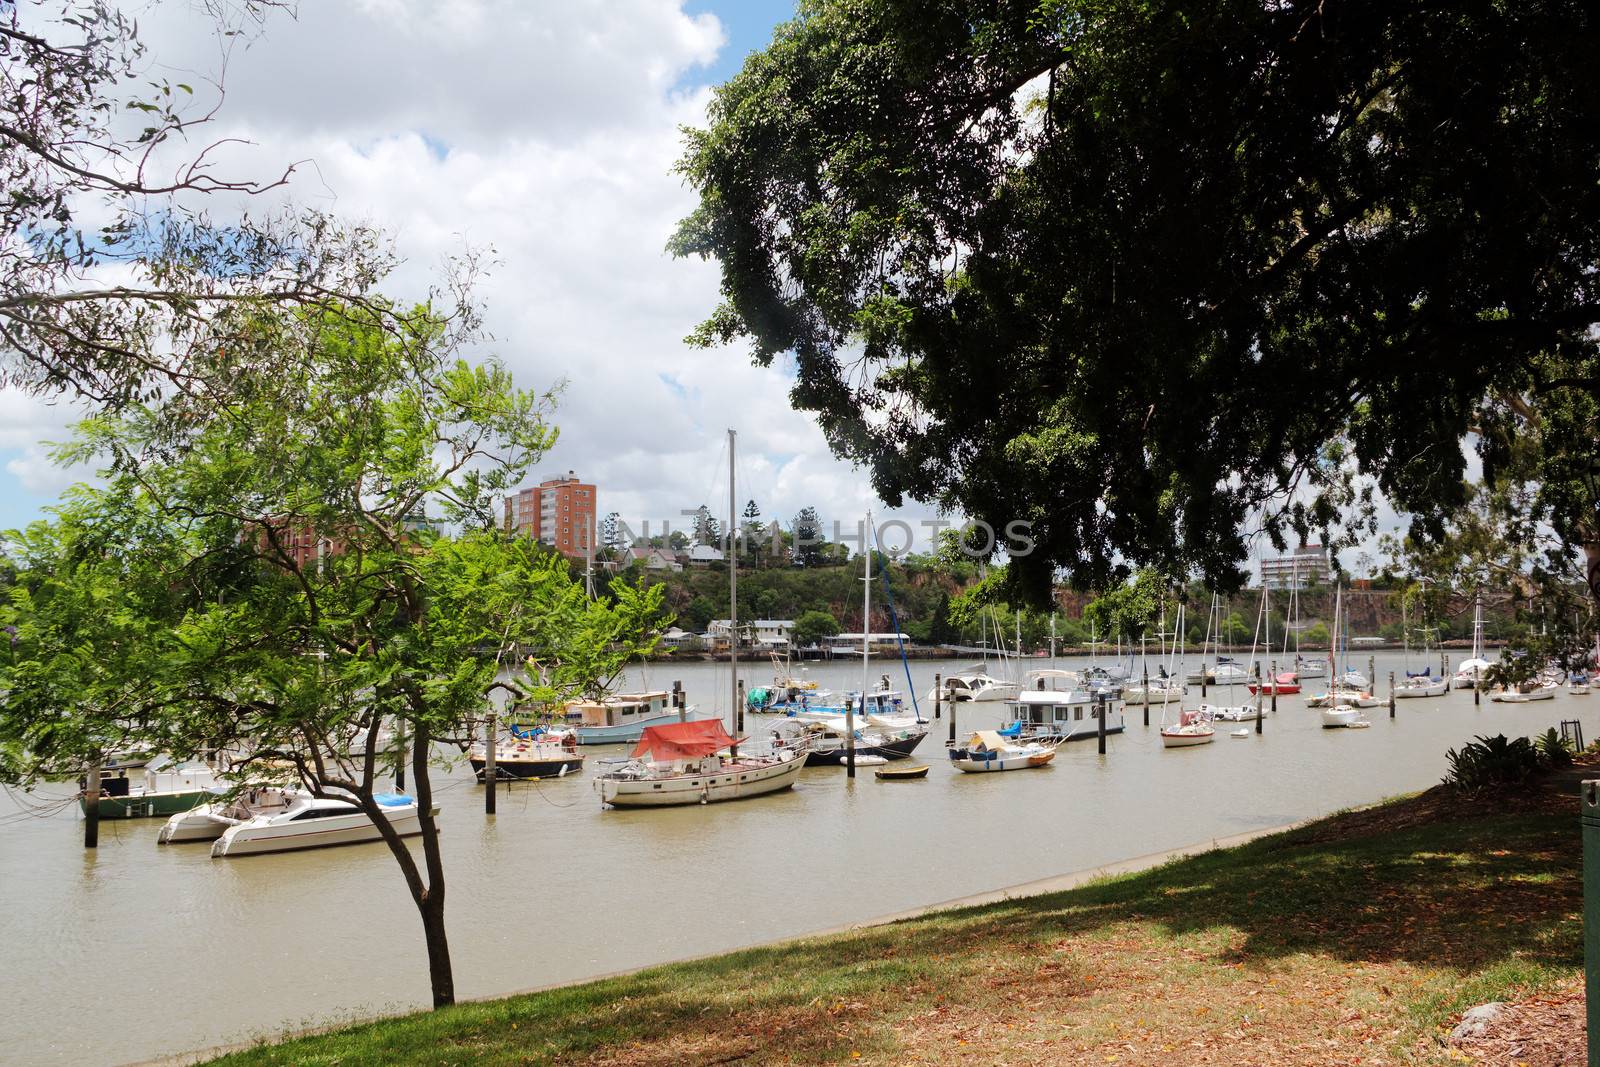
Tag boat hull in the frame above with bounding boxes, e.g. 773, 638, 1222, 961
80, 789, 212, 819
875, 764, 929, 780
469, 756, 583, 781
597, 752, 805, 808
1159, 729, 1215, 748
802, 731, 927, 766
1491, 687, 1557, 703
1321, 707, 1361, 728
574, 712, 699, 746
949, 748, 1056, 772
1393, 681, 1448, 698
211, 804, 429, 857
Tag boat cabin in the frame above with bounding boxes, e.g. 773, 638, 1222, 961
564, 691, 675, 728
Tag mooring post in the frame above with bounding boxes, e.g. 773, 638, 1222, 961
484, 710, 497, 816
395, 719, 407, 792
1389, 671, 1396, 718
1255, 679, 1264, 734
1368, 655, 1376, 689
82, 758, 101, 850
673, 679, 686, 722
737, 679, 746, 734
1582, 780, 1600, 1067
1097, 692, 1107, 755
948, 690, 957, 743
1474, 677, 1482, 706
934, 672, 942, 720
846, 697, 857, 779
1269, 660, 1279, 715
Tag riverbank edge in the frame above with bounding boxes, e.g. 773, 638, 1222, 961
126, 814, 1322, 1067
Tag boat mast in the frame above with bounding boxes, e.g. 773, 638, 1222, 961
1472, 588, 1483, 662
1015, 609, 1021, 661
728, 428, 738, 750
853, 509, 870, 776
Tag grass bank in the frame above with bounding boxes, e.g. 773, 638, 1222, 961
206, 771, 1585, 1066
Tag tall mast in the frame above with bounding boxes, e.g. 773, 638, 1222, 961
861, 511, 872, 703
728, 429, 737, 740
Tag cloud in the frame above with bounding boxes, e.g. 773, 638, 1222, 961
2, 1, 957, 551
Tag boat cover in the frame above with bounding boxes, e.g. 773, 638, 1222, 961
631, 720, 738, 761
966, 730, 1007, 752
373, 792, 413, 807
1405, 667, 1432, 678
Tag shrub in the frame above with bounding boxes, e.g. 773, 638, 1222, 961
1534, 727, 1575, 768
1443, 734, 1543, 792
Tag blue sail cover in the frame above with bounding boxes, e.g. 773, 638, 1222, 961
1405, 667, 1432, 678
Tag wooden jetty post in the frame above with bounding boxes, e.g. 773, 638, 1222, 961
1142, 664, 1150, 727
736, 679, 746, 735
846, 696, 857, 779
1269, 660, 1279, 715
82, 757, 101, 849
1097, 692, 1107, 755
948, 692, 957, 744
484, 710, 497, 816
933, 672, 942, 720
673, 679, 685, 722
1389, 672, 1396, 717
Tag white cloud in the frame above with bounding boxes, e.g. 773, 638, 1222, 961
2, 1, 954, 550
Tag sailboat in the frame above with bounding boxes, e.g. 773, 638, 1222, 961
1162, 603, 1215, 747
1246, 583, 1300, 697
593, 430, 805, 808
1394, 579, 1448, 698
1289, 562, 1327, 679
1317, 585, 1372, 726
1452, 590, 1491, 688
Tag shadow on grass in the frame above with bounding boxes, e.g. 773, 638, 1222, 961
210, 805, 1580, 1065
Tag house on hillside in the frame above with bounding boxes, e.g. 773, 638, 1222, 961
627, 546, 681, 572
687, 544, 725, 568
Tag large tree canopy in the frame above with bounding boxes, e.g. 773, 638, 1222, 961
671, 0, 1600, 598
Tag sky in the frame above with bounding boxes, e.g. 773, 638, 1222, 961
1, 0, 953, 547
0, 0, 1401, 571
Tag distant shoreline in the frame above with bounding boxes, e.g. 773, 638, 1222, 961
648, 639, 1507, 663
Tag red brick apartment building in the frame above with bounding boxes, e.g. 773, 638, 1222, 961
503, 472, 597, 558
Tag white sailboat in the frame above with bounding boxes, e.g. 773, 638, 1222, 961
1453, 590, 1491, 688
1316, 586, 1371, 727
1162, 604, 1215, 748
1394, 579, 1448, 698
593, 430, 806, 808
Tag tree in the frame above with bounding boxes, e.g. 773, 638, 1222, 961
928, 590, 955, 645
0, 305, 665, 1009
793, 609, 841, 647
671, 0, 1600, 603
792, 506, 825, 566
741, 499, 763, 564
1082, 570, 1169, 644
690, 505, 721, 548
600, 512, 623, 554
2, 0, 402, 407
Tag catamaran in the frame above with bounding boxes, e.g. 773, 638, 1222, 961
210, 793, 432, 857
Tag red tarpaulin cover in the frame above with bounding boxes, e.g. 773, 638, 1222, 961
631, 719, 739, 761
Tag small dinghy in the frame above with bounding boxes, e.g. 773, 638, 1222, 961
1230, 728, 1250, 738
875, 763, 929, 780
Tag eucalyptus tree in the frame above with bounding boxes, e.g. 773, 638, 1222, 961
671, 0, 1600, 603
0, 306, 666, 1008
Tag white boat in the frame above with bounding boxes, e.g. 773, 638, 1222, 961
1490, 682, 1559, 703
81, 760, 224, 819
1393, 672, 1449, 699
467, 733, 584, 780
594, 720, 804, 807
159, 785, 299, 844
946, 730, 1059, 772
563, 691, 701, 745
1306, 687, 1379, 708
933, 666, 1020, 703
1320, 705, 1363, 728
1002, 669, 1125, 742
1198, 703, 1260, 722
1295, 658, 1328, 679
1569, 680, 1591, 695
1159, 720, 1215, 748
1454, 592, 1489, 688
210, 793, 430, 857
1122, 677, 1187, 704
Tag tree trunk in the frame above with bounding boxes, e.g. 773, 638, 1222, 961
411, 719, 454, 1007
419, 884, 454, 1008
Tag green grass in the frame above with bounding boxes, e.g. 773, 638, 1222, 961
208, 800, 1582, 1066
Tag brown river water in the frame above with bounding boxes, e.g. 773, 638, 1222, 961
1, 652, 1592, 1066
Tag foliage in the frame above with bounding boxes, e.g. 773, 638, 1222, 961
0, 305, 664, 1008
671, 0, 1600, 603
792, 610, 842, 647
1534, 728, 1575, 769
1082, 570, 1169, 642
791, 506, 825, 566
1443, 734, 1545, 793
1, 0, 407, 407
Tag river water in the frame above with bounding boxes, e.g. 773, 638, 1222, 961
1, 652, 1593, 1066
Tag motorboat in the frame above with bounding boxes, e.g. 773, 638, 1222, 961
80, 760, 222, 819
1295, 658, 1328, 679
468, 729, 583, 780
594, 720, 804, 808
932, 666, 1020, 704
946, 730, 1059, 772
1393, 669, 1448, 699
210, 793, 431, 857
1001, 670, 1125, 743
159, 785, 298, 844
1570, 673, 1592, 695
563, 691, 701, 745
1490, 682, 1559, 703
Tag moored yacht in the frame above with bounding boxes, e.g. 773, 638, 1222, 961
468, 729, 583, 780
159, 785, 298, 844
564, 691, 700, 745
594, 720, 804, 808
946, 730, 1058, 772
80, 760, 222, 819
1001, 669, 1124, 743
210, 793, 431, 857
